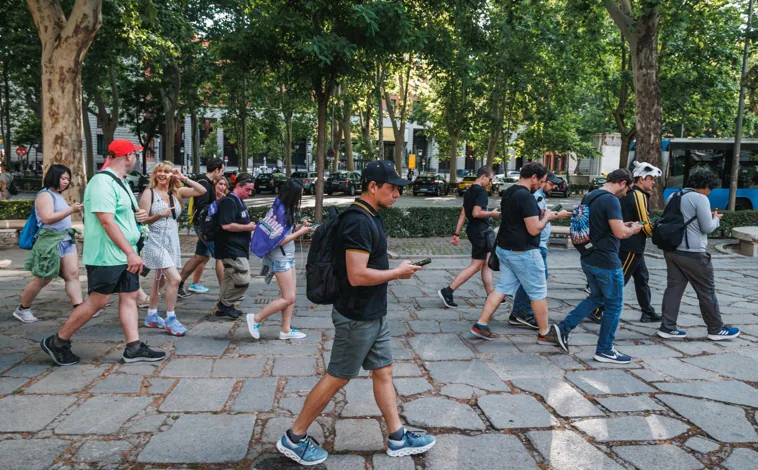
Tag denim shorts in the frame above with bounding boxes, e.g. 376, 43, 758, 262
193, 225, 215, 258
263, 254, 296, 273
494, 246, 547, 300
58, 239, 77, 258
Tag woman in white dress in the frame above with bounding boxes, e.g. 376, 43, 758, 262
139, 162, 206, 336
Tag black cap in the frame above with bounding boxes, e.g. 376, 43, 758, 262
546, 172, 562, 184
361, 160, 412, 186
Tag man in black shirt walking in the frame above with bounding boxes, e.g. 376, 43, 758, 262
439, 166, 500, 308
277, 161, 436, 466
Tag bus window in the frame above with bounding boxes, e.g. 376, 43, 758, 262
668, 149, 686, 188
690, 149, 725, 187
738, 150, 758, 188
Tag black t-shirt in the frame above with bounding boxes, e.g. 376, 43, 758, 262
334, 201, 389, 321
215, 194, 251, 259
582, 190, 623, 269
463, 184, 490, 236
496, 185, 541, 251
192, 175, 216, 224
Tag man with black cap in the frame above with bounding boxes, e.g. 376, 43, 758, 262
277, 160, 436, 466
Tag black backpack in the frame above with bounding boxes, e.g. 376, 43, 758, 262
306, 204, 378, 305
652, 190, 697, 252
198, 198, 227, 243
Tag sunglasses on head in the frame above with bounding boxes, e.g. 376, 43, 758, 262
239, 178, 254, 184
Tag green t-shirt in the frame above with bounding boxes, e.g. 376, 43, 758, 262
82, 169, 140, 266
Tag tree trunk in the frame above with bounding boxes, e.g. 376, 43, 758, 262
359, 102, 373, 161
342, 97, 354, 172
82, 105, 94, 177
314, 91, 329, 222
376, 64, 384, 160
240, 79, 247, 172
2, 59, 11, 172
449, 133, 459, 185
618, 128, 635, 170
28, 0, 102, 202
284, 111, 293, 176
486, 128, 499, 169
191, 108, 200, 173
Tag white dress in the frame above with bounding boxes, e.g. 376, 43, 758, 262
142, 190, 182, 269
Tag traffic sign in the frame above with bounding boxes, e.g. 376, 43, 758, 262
16, 146, 27, 157
327, 148, 335, 158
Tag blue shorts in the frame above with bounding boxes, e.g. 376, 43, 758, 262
494, 247, 547, 301
193, 225, 215, 258
263, 254, 296, 273
58, 239, 77, 258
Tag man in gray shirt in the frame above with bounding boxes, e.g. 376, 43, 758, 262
658, 169, 740, 341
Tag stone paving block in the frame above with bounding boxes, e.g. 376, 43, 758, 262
641, 358, 721, 380
614, 445, 703, 470
0, 353, 28, 372
414, 307, 460, 321
334, 419, 384, 451
55, 395, 152, 434
393, 361, 423, 377
684, 437, 720, 454
470, 335, 522, 354
439, 321, 471, 333
188, 321, 233, 337
546, 354, 587, 370
325, 455, 367, 470
2, 363, 51, 378
0, 395, 76, 432
409, 334, 475, 360
440, 384, 478, 399
148, 377, 175, 395
75, 440, 133, 463
402, 397, 485, 430
478, 394, 557, 429
138, 414, 255, 463
232, 377, 279, 412
665, 341, 723, 356
655, 381, 758, 407
261, 416, 324, 443
278, 396, 334, 415
125, 413, 167, 433
90, 374, 143, 394
511, 378, 604, 417
424, 360, 509, 392
527, 429, 623, 470
284, 376, 319, 393
159, 378, 235, 412
173, 336, 230, 356
25, 364, 108, 394
425, 434, 538, 470
566, 370, 654, 395
574, 415, 689, 442
212, 357, 266, 377
657, 395, 758, 443
114, 362, 162, 375
409, 320, 441, 333
394, 377, 433, 396
0, 377, 26, 394
373, 453, 415, 470
596, 395, 665, 412
342, 379, 381, 416
723, 448, 758, 470
486, 353, 564, 380
683, 353, 758, 381
273, 357, 317, 376
0, 438, 70, 470
239, 342, 319, 357
160, 357, 213, 377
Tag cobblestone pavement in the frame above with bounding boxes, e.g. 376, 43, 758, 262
0, 243, 757, 469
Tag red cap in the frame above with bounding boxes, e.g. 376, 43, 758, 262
108, 139, 143, 158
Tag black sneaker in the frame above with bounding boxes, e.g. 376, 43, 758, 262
588, 309, 603, 324
583, 284, 591, 294
40, 335, 80, 366
640, 313, 662, 323
215, 303, 242, 320
508, 312, 539, 330
122, 342, 167, 363
438, 287, 458, 308
177, 284, 192, 299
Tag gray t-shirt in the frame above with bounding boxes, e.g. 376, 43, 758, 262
267, 236, 295, 260
673, 190, 720, 252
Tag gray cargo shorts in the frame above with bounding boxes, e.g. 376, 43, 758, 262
326, 308, 393, 379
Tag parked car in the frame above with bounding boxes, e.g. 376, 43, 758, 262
125, 171, 147, 192
412, 174, 448, 196
548, 177, 570, 197
456, 169, 472, 179
325, 171, 362, 196
255, 172, 287, 194
589, 177, 606, 192
291, 171, 318, 194
496, 176, 519, 197
507, 171, 521, 179
457, 175, 499, 196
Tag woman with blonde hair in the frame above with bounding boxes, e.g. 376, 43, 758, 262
188, 176, 229, 290
139, 162, 206, 336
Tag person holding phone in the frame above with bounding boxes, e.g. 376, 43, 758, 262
139, 162, 207, 336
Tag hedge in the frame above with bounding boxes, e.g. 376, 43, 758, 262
4, 199, 758, 239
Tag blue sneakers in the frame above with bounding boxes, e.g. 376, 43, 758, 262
144, 311, 165, 329
387, 430, 436, 457
188, 283, 210, 294
657, 328, 687, 339
164, 315, 187, 337
594, 348, 632, 364
708, 326, 740, 341
277, 433, 328, 466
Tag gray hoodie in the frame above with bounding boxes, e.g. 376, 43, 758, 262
674, 190, 720, 252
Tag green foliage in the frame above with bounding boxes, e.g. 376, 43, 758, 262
0, 200, 34, 220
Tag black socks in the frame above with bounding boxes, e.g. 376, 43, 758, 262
388, 427, 405, 441
126, 340, 142, 354
52, 334, 68, 348
287, 428, 306, 443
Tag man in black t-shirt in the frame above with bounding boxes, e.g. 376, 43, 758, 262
177, 158, 225, 297
439, 167, 500, 308
278, 161, 436, 466
470, 163, 563, 346
213, 173, 256, 319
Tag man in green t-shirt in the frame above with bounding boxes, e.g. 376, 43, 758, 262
40, 139, 167, 366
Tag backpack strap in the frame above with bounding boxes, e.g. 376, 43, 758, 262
169, 192, 177, 220
343, 202, 380, 251
677, 190, 698, 249
98, 171, 138, 212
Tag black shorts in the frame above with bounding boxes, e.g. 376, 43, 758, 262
468, 228, 495, 261
86, 265, 139, 295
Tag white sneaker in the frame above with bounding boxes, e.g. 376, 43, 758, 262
280, 328, 307, 340
92, 308, 106, 318
247, 314, 261, 339
13, 306, 38, 323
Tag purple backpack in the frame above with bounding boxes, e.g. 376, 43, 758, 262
251, 198, 292, 258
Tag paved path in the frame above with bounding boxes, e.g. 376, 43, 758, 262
0, 243, 757, 469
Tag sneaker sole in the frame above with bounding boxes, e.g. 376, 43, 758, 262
122, 354, 166, 364
144, 322, 164, 329
470, 328, 498, 341
707, 332, 740, 341
516, 317, 539, 330
13, 312, 38, 323
280, 335, 307, 340
437, 290, 458, 309
39, 338, 79, 366
164, 327, 187, 337
187, 288, 210, 293
593, 354, 631, 364
247, 314, 261, 339
276, 440, 327, 466
386, 440, 436, 457
639, 316, 661, 323
657, 331, 686, 339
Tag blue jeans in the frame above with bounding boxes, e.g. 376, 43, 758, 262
512, 247, 548, 315
559, 261, 623, 354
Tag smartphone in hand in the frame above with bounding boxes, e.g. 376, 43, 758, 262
413, 258, 432, 267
